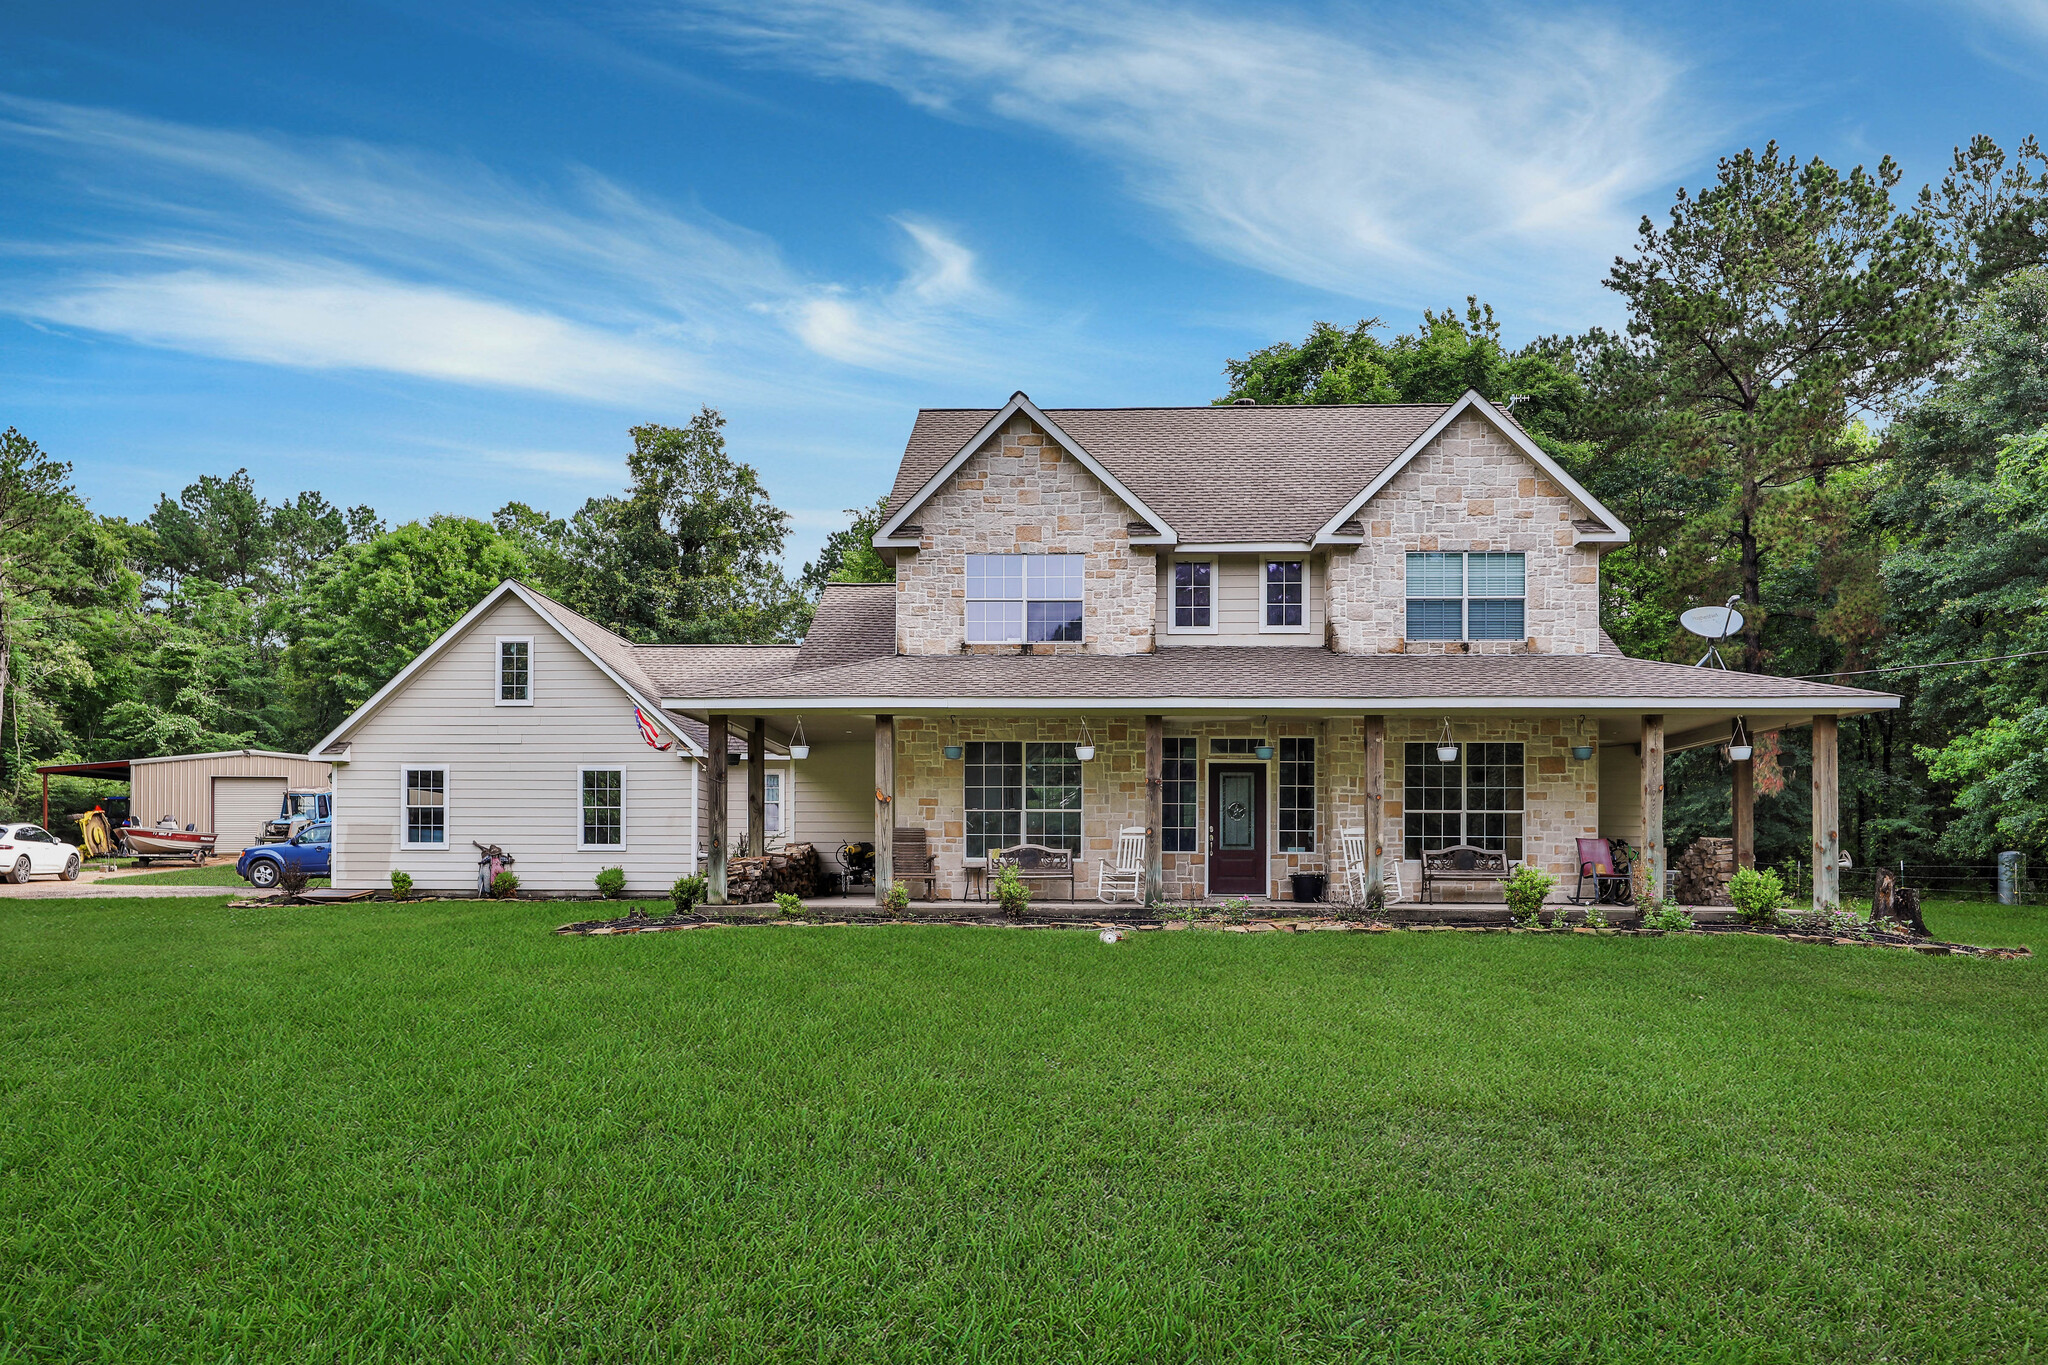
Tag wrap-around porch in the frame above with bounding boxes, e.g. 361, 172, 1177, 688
692, 706, 1853, 912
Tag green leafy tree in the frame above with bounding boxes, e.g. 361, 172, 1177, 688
801, 496, 894, 595
1586, 144, 1954, 674
284, 517, 529, 744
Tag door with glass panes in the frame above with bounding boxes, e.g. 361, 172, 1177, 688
1207, 764, 1266, 895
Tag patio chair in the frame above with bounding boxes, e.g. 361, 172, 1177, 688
1339, 828, 1370, 903
1098, 826, 1147, 903
892, 827, 939, 900
1572, 837, 1631, 905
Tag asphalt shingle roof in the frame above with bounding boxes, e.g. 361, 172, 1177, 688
887, 404, 1461, 544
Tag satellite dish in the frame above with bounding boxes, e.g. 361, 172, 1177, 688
1681, 596, 1745, 668
1680, 603, 1745, 639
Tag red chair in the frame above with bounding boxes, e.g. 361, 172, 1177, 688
1574, 838, 1632, 905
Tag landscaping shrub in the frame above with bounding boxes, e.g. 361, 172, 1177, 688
774, 892, 807, 918
1364, 880, 1386, 915
670, 874, 706, 912
1643, 901, 1694, 932
389, 870, 413, 902
1580, 903, 1609, 930
278, 865, 311, 898
884, 882, 911, 916
1728, 866, 1789, 925
1502, 864, 1556, 926
1220, 897, 1251, 924
490, 871, 520, 900
993, 863, 1030, 918
1799, 904, 1868, 937
595, 866, 627, 900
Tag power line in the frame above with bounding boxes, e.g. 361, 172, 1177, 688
1794, 646, 2048, 680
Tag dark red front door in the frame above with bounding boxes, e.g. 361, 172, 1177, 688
1208, 763, 1266, 896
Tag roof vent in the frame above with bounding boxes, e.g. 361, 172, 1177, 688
1233, 397, 1256, 406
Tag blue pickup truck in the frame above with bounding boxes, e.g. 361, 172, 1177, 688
237, 821, 331, 888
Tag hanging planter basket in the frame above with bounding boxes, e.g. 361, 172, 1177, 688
1434, 718, 1459, 764
789, 716, 810, 761
1074, 719, 1096, 762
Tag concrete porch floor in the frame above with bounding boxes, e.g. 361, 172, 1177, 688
790, 895, 1743, 925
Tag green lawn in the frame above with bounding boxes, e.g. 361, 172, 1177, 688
96, 861, 330, 888
2, 896, 2042, 1362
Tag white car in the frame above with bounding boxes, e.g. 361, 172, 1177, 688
0, 824, 83, 882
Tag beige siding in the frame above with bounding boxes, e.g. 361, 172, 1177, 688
719, 758, 796, 853
793, 724, 876, 865
1156, 554, 1325, 646
130, 751, 332, 834
1596, 744, 1642, 845
330, 595, 699, 896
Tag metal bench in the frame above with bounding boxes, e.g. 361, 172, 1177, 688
1420, 844, 1511, 902
993, 843, 1076, 901
892, 827, 939, 899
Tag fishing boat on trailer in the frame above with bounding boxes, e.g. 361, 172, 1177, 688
119, 824, 216, 863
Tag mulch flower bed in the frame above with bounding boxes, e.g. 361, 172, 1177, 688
552, 906, 2030, 959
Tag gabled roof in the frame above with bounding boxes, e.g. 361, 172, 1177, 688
1312, 391, 1627, 547
881, 392, 1628, 548
310, 581, 704, 759
795, 581, 896, 670
876, 392, 1177, 548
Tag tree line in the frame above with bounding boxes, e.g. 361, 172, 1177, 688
7, 133, 2047, 868
1217, 137, 2048, 871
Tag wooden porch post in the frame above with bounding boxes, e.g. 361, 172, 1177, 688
1640, 714, 1665, 905
874, 714, 895, 908
1812, 714, 1840, 911
1363, 715, 1386, 894
1732, 717, 1756, 872
1145, 714, 1164, 905
747, 717, 766, 856
707, 714, 728, 905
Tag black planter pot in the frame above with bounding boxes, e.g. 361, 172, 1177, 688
1289, 872, 1328, 904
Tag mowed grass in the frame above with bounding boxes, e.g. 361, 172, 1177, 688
2, 898, 2043, 1363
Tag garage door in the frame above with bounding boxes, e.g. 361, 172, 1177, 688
213, 777, 286, 853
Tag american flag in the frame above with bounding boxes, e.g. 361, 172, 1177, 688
635, 705, 673, 750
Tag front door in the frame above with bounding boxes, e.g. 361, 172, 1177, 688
1208, 764, 1266, 896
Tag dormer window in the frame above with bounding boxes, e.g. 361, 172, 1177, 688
1171, 560, 1214, 632
1406, 553, 1525, 640
966, 554, 1084, 643
497, 637, 532, 704
1264, 560, 1305, 630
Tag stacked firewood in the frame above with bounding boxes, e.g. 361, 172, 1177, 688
1671, 837, 1737, 907
725, 843, 822, 903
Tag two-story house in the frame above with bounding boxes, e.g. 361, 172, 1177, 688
314, 391, 1894, 911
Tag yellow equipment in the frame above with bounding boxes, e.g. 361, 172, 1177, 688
76, 808, 117, 859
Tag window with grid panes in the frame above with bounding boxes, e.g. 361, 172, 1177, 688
1161, 738, 1197, 851
965, 554, 1085, 643
1264, 560, 1304, 627
1278, 737, 1315, 852
1402, 742, 1523, 860
1404, 552, 1525, 640
1172, 561, 1213, 629
580, 769, 622, 847
963, 741, 1083, 856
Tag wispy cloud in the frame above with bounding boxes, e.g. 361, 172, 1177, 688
0, 95, 1026, 398
656, 1, 1718, 305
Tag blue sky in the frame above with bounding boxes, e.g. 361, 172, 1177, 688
4, 0, 2045, 568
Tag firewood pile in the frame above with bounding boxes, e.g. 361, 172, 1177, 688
1671, 837, 1736, 907
725, 843, 822, 903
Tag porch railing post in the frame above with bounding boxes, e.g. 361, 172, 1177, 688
707, 714, 728, 905
1145, 714, 1164, 905
1364, 714, 1386, 896
747, 717, 766, 856
875, 714, 895, 908
1732, 716, 1755, 871
1640, 714, 1665, 906
1812, 714, 1840, 911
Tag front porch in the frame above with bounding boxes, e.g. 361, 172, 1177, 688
691, 704, 1857, 914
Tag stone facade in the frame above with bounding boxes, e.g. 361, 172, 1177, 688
894, 414, 1156, 655
885, 713, 1592, 904
1326, 413, 1604, 655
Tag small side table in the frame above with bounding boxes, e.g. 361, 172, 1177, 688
963, 857, 988, 902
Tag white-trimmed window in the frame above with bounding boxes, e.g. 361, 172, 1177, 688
966, 554, 1085, 643
764, 771, 782, 835
1405, 553, 1526, 641
579, 768, 623, 848
963, 741, 1082, 857
1170, 560, 1215, 632
496, 637, 532, 704
1278, 737, 1315, 852
1263, 560, 1305, 630
1403, 742, 1524, 860
402, 767, 447, 847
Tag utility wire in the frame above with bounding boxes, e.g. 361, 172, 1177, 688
1794, 646, 2048, 680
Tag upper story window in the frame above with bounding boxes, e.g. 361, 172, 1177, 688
1264, 560, 1305, 629
966, 554, 1084, 643
497, 638, 532, 704
1172, 561, 1214, 631
1405, 552, 1525, 641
